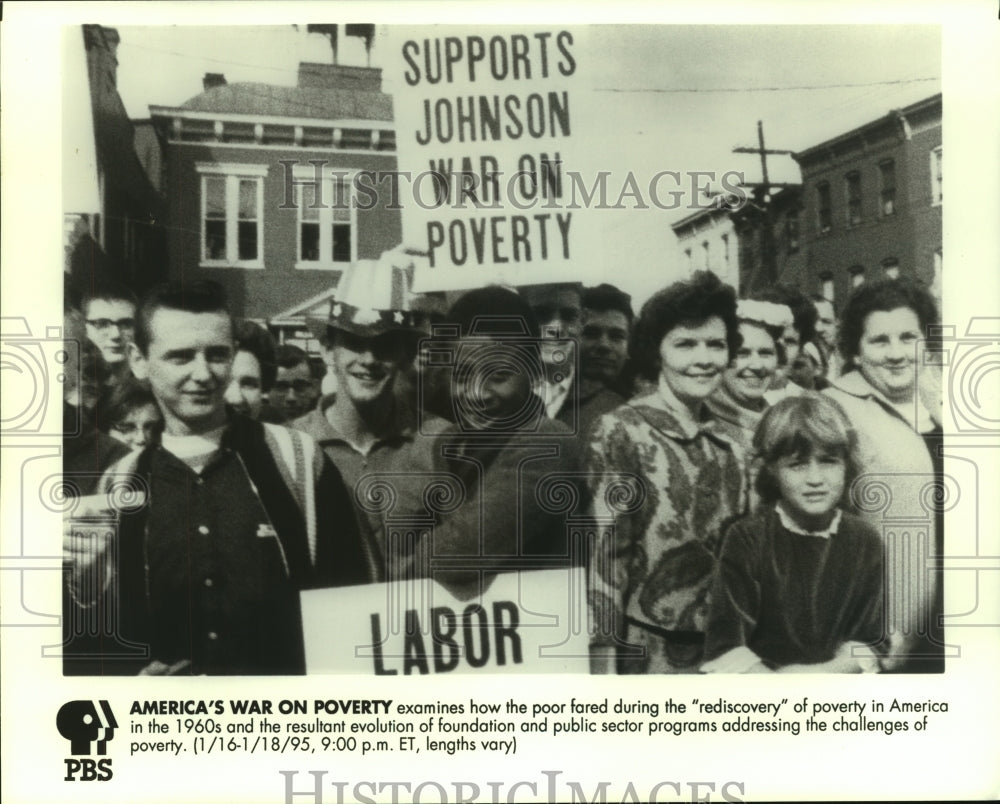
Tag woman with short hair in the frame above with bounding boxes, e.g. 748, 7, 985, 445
708, 299, 793, 447
587, 271, 747, 674
824, 278, 943, 672
94, 378, 164, 450
225, 320, 278, 420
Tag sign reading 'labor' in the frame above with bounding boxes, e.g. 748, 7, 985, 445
300, 568, 589, 674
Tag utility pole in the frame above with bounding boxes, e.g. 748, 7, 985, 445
733, 121, 796, 293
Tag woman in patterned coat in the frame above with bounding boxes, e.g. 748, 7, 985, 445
587, 271, 748, 674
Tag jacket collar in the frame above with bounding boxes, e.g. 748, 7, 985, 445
307, 393, 418, 448
830, 370, 939, 431
707, 384, 766, 434
831, 369, 886, 401
627, 386, 736, 448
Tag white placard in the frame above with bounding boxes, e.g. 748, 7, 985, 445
302, 569, 589, 674
383, 26, 598, 292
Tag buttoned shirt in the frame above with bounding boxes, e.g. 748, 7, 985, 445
135, 444, 306, 674
66, 413, 364, 676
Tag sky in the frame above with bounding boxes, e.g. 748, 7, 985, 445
116, 24, 940, 185
111, 23, 941, 304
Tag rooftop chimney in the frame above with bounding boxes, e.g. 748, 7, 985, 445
203, 73, 227, 91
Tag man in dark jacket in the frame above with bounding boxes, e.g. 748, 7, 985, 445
63, 281, 365, 676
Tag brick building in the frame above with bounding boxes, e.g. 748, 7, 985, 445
793, 93, 942, 305
670, 200, 740, 289
731, 186, 805, 295
148, 60, 402, 330
671, 94, 942, 307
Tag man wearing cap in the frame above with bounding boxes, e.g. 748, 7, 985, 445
293, 296, 449, 583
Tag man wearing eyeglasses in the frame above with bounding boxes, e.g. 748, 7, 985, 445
81, 282, 138, 367
265, 344, 321, 422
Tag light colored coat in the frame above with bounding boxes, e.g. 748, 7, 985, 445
824, 370, 940, 669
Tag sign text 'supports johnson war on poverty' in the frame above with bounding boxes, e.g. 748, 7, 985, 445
385, 29, 596, 291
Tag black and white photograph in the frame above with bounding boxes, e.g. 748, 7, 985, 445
2, 2, 998, 802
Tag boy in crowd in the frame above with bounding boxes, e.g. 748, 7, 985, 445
81, 282, 137, 370
62, 306, 131, 496
80, 282, 139, 400
295, 299, 449, 582
264, 344, 321, 422
518, 281, 584, 420
574, 283, 633, 432
811, 293, 842, 379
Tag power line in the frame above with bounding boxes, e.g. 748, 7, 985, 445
119, 39, 939, 97
595, 76, 939, 94
117, 39, 305, 77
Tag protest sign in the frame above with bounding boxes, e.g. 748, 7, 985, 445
302, 568, 589, 674
383, 27, 597, 292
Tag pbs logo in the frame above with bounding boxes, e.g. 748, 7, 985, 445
57, 700, 117, 782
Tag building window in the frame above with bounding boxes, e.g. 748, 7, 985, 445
292, 166, 357, 269
882, 258, 900, 280
845, 171, 862, 226
931, 147, 942, 205
849, 265, 865, 288
819, 272, 834, 303
785, 210, 799, 254
196, 163, 267, 267
879, 160, 896, 216
721, 233, 730, 270
932, 249, 942, 301
701, 240, 710, 270
684, 248, 692, 271
817, 182, 832, 234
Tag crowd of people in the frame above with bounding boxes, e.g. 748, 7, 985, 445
61, 269, 945, 676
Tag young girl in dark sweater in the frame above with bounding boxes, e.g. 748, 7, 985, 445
702, 393, 887, 673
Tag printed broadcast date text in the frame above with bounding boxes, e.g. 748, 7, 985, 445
124, 695, 950, 756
